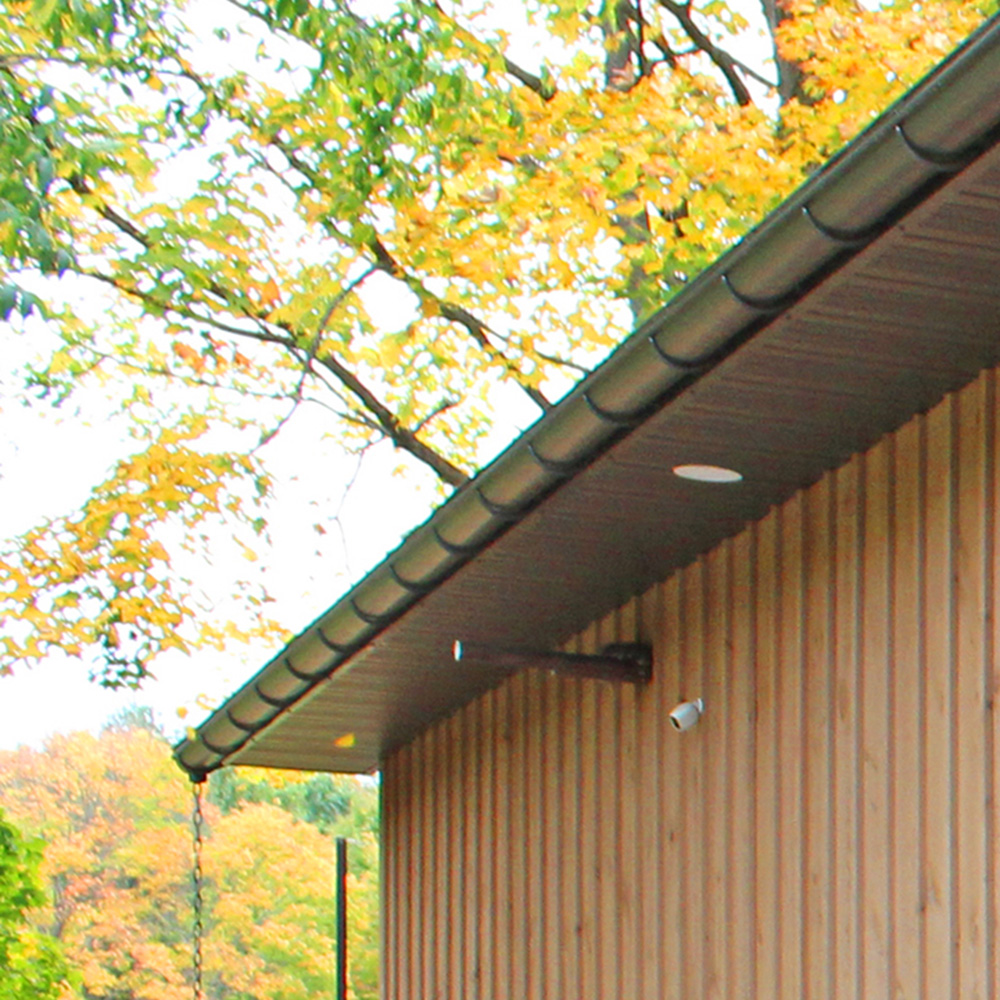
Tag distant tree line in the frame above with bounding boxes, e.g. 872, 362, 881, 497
0, 715, 379, 1000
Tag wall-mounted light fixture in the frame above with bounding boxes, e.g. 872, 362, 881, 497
673, 463, 743, 483
669, 698, 704, 731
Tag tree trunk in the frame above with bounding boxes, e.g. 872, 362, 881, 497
759, 0, 815, 105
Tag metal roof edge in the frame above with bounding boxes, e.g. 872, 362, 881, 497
175, 15, 1000, 780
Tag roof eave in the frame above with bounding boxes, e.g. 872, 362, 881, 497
175, 15, 1000, 780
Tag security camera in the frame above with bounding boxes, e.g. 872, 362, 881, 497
669, 698, 704, 732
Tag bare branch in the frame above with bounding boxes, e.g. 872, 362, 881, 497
412, 397, 459, 434
82, 267, 468, 482
655, 0, 753, 105
311, 351, 469, 487
533, 349, 591, 375
262, 265, 380, 452
729, 55, 777, 91
254, 398, 304, 450
413, 0, 560, 101
329, 440, 380, 579
499, 56, 557, 101
227, 0, 559, 102
66, 174, 152, 248
316, 265, 377, 336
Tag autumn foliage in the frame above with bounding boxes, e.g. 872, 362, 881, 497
0, 718, 380, 1000
0, 808, 71, 1000
0, 0, 994, 683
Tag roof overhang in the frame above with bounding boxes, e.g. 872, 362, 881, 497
176, 16, 1000, 778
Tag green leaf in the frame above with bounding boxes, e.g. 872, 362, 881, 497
36, 156, 54, 192
0, 286, 16, 321
18, 291, 39, 318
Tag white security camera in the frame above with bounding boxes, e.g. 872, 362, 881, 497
669, 698, 704, 732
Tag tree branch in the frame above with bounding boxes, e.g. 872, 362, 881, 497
81, 271, 300, 350
412, 397, 459, 434
84, 267, 470, 486
499, 55, 557, 101
367, 236, 553, 412
65, 348, 299, 402
758, 0, 814, 105
410, 0, 557, 101
635, 0, 649, 79
655, 0, 753, 105
311, 351, 468, 486
259, 132, 553, 412
66, 174, 151, 248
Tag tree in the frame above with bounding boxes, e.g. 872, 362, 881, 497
0, 809, 72, 1000
0, 0, 992, 684
0, 722, 380, 1000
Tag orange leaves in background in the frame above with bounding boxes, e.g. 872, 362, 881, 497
0, 720, 380, 1000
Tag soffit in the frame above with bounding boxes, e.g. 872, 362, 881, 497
225, 144, 1000, 772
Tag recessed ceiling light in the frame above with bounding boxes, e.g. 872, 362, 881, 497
673, 463, 743, 483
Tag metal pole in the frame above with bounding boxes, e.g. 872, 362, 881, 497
336, 837, 348, 1000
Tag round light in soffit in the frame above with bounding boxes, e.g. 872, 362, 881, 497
672, 463, 743, 484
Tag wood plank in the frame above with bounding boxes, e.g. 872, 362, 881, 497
596, 609, 621, 1000
493, 681, 512, 1000
729, 530, 756, 1000
991, 368, 1000, 1000
638, 582, 664, 1000
505, 672, 528, 1000
755, 513, 780, 1000
682, 558, 706, 1000
382, 754, 399, 1000
541, 671, 562, 998
923, 397, 954, 1000
464, 699, 483, 999
804, 474, 833, 1000
833, 455, 861, 1000
433, 723, 449, 998
399, 747, 413, 1000
661, 576, 684, 1000
559, 674, 582, 1000
861, 438, 891, 1000
704, 543, 730, 1000
891, 417, 924, 1000
778, 495, 804, 1000
525, 668, 545, 1000
479, 689, 497, 1000
446, 713, 464, 997
955, 374, 990, 1000
418, 728, 434, 1000
618, 599, 640, 1000
578, 620, 600, 1000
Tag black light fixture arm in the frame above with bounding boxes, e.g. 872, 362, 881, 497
453, 639, 653, 684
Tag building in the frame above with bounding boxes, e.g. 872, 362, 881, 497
177, 18, 1000, 1000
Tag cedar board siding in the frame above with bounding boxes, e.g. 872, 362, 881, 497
382, 366, 1000, 1000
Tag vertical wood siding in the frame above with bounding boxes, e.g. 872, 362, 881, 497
381, 368, 1000, 1000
